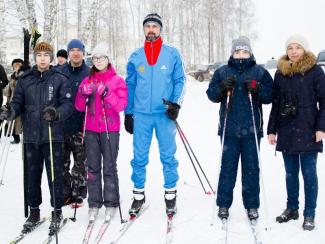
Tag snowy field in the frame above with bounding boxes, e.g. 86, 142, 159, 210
0, 75, 324, 244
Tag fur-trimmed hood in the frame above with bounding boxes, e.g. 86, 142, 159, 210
277, 51, 316, 76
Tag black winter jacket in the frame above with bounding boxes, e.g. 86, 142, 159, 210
10, 66, 73, 143
267, 52, 325, 153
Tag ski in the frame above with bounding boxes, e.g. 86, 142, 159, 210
9, 217, 48, 244
220, 218, 229, 244
109, 205, 149, 244
166, 214, 175, 244
42, 218, 68, 244
248, 219, 263, 244
93, 213, 114, 244
81, 219, 97, 244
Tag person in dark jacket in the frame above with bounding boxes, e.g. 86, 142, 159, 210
56, 49, 68, 66
267, 34, 325, 231
0, 42, 73, 235
207, 36, 273, 221
56, 39, 90, 206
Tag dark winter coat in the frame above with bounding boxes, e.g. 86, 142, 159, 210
207, 55, 273, 138
10, 66, 73, 143
0, 64, 9, 106
55, 61, 90, 135
267, 52, 325, 153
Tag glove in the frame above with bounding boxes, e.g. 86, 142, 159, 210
245, 79, 259, 94
222, 77, 236, 91
0, 104, 15, 121
164, 100, 181, 121
80, 83, 95, 96
124, 114, 134, 134
97, 84, 108, 97
42, 106, 59, 122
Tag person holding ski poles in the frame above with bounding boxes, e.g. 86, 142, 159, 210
75, 43, 127, 220
0, 42, 73, 235
124, 13, 186, 216
206, 36, 273, 221
267, 34, 325, 231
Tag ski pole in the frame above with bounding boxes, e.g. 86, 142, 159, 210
0, 120, 12, 170
175, 121, 214, 194
175, 121, 209, 195
0, 120, 15, 186
248, 93, 270, 231
48, 122, 59, 244
81, 98, 89, 145
101, 99, 126, 224
210, 91, 231, 226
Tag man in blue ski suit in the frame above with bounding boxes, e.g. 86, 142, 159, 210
124, 13, 186, 216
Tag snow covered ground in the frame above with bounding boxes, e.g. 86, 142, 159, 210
0, 76, 324, 244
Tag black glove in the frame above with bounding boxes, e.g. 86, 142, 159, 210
0, 104, 15, 121
245, 79, 259, 94
164, 100, 181, 121
222, 77, 236, 91
124, 114, 134, 134
42, 106, 59, 122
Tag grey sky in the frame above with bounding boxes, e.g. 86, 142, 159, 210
254, 0, 325, 62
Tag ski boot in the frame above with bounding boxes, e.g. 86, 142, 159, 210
303, 216, 315, 231
218, 207, 229, 220
88, 207, 99, 221
247, 208, 259, 221
49, 210, 63, 236
164, 189, 177, 216
276, 209, 299, 223
22, 208, 40, 233
129, 189, 145, 217
105, 207, 117, 220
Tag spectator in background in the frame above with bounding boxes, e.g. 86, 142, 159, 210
56, 49, 68, 66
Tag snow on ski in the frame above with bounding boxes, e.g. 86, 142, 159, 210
93, 214, 114, 244
9, 217, 48, 244
248, 219, 263, 244
109, 205, 149, 244
220, 218, 229, 244
42, 218, 68, 244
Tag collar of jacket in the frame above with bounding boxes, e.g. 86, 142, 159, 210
144, 36, 163, 65
31, 65, 53, 79
228, 55, 256, 73
277, 51, 316, 76
68, 60, 86, 73
91, 65, 117, 83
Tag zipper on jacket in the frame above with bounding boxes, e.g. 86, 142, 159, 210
150, 41, 153, 112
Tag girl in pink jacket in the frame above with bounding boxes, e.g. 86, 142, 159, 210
75, 43, 127, 220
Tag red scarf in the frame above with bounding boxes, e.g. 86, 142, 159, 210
144, 37, 163, 65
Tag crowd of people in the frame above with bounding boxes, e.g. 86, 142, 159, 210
0, 12, 324, 238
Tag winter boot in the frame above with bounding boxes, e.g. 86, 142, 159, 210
164, 189, 177, 216
218, 207, 229, 220
247, 208, 259, 221
276, 209, 299, 223
22, 208, 40, 233
88, 207, 99, 222
129, 189, 145, 217
49, 210, 63, 236
303, 216, 315, 231
105, 207, 117, 220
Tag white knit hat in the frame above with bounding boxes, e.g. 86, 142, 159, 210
231, 36, 252, 54
92, 43, 109, 58
285, 34, 309, 51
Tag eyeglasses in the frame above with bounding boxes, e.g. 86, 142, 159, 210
92, 56, 108, 63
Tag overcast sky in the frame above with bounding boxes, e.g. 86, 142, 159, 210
253, 0, 325, 63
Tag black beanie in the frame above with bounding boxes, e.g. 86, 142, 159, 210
143, 13, 163, 28
57, 49, 68, 59
12, 58, 24, 67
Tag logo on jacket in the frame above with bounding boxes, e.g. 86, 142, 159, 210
48, 84, 54, 102
138, 65, 145, 73
161, 65, 167, 70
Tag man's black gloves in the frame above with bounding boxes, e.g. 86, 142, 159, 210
244, 79, 259, 94
164, 100, 181, 121
0, 104, 15, 121
124, 114, 134, 134
42, 106, 59, 122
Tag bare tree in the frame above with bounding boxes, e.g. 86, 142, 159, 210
0, 0, 7, 65
43, 0, 58, 44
